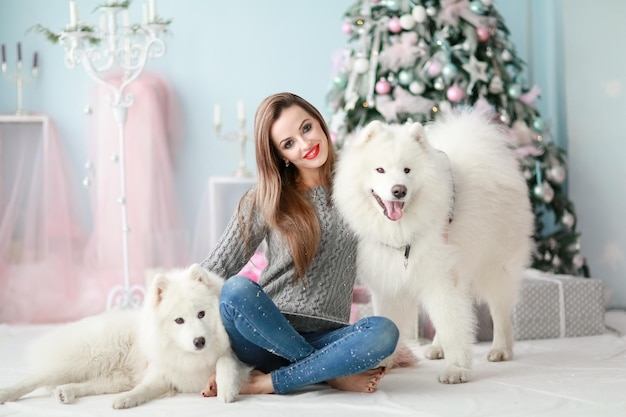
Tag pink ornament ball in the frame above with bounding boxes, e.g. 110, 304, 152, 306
428, 60, 442, 77
342, 21, 352, 35
477, 26, 490, 42
375, 79, 391, 95
446, 85, 464, 102
388, 17, 402, 33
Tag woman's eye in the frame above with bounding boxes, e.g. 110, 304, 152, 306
376, 167, 385, 173
303, 123, 312, 134
175, 317, 184, 324
197, 311, 205, 319
284, 139, 293, 149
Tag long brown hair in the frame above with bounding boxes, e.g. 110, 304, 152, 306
241, 92, 336, 281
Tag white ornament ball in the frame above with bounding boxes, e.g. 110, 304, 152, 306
572, 254, 585, 269
426, 6, 437, 17
562, 211, 575, 228
547, 165, 566, 184
399, 14, 416, 30
412, 5, 427, 23
398, 69, 414, 86
501, 50, 513, 62
353, 57, 369, 74
409, 80, 425, 95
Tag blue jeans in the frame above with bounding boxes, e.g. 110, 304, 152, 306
219, 275, 399, 394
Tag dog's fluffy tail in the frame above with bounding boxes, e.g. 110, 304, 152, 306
391, 342, 419, 368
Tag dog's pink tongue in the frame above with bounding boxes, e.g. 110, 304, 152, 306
384, 201, 403, 221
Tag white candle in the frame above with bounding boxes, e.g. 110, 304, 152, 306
99, 14, 107, 33
148, 0, 156, 21
214, 104, 221, 127
142, 3, 148, 25
69, 1, 78, 27
237, 100, 245, 122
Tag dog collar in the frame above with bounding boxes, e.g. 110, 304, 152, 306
379, 242, 411, 269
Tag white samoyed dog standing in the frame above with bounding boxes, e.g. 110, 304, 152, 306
0, 264, 249, 407
333, 110, 534, 384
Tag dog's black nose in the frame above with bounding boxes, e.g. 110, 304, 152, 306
392, 185, 407, 199
193, 337, 206, 349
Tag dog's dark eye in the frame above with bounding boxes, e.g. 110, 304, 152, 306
197, 311, 205, 319
175, 318, 184, 325
404, 168, 411, 174
376, 167, 385, 173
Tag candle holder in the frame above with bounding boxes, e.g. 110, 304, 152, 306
57, 1, 171, 310
1, 51, 38, 115
214, 105, 253, 178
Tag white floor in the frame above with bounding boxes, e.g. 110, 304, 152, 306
1, 311, 626, 417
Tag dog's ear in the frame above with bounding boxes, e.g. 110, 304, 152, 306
357, 120, 384, 144
152, 274, 169, 306
408, 122, 425, 142
188, 263, 210, 285
188, 264, 225, 294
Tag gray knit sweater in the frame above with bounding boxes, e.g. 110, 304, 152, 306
201, 186, 358, 333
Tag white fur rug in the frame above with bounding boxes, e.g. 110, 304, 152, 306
1, 311, 626, 417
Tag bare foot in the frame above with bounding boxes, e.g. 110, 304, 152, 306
239, 370, 275, 395
328, 367, 386, 393
201, 372, 217, 397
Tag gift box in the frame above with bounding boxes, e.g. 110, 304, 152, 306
351, 269, 606, 342
512, 269, 606, 340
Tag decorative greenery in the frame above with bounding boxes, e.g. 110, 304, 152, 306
27, 24, 62, 44
94, 0, 131, 12
27, 24, 101, 45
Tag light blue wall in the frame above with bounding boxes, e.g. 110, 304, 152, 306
561, 0, 626, 308
0, 0, 354, 230
1, 1, 624, 307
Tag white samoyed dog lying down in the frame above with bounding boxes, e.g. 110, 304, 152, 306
0, 264, 249, 407
333, 110, 534, 384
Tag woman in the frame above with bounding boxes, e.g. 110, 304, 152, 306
201, 92, 399, 395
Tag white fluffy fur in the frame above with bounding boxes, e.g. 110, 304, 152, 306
333, 109, 534, 384
0, 264, 249, 407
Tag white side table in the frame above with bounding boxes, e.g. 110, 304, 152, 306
207, 176, 256, 251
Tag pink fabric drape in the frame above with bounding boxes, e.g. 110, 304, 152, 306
0, 73, 188, 324
0, 117, 98, 323
84, 72, 189, 287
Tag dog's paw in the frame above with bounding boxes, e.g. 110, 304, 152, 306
424, 345, 445, 360
112, 394, 141, 409
53, 386, 75, 404
217, 388, 236, 404
487, 347, 513, 362
438, 365, 470, 384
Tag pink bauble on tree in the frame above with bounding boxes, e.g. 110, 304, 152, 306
477, 26, 490, 42
428, 60, 442, 77
388, 16, 402, 33
446, 85, 464, 102
342, 21, 352, 34
375, 78, 391, 95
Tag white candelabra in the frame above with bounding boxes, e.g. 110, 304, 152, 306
59, 0, 170, 310
214, 100, 253, 178
1, 43, 38, 115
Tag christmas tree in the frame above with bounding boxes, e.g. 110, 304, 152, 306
326, 0, 589, 276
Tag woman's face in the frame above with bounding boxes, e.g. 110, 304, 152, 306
270, 104, 329, 185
